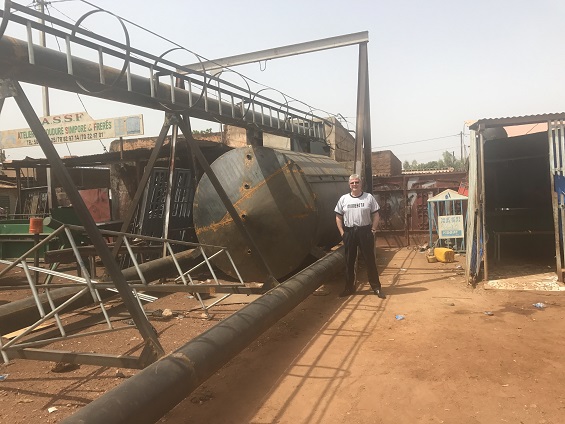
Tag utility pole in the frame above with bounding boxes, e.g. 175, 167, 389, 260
35, 0, 50, 117
460, 131, 464, 161
35, 0, 56, 211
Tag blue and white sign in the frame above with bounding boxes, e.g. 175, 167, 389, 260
438, 215, 464, 239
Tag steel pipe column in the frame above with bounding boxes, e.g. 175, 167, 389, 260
63, 247, 344, 424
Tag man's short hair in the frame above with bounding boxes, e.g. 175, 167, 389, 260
349, 174, 361, 182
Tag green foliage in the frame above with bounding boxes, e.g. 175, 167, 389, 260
192, 128, 213, 135
403, 151, 466, 171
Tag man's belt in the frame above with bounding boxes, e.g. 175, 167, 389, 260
344, 225, 370, 232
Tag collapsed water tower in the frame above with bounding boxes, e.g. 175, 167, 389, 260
193, 146, 349, 281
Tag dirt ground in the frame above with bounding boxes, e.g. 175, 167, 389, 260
1, 247, 565, 423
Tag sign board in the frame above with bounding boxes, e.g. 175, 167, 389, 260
0, 112, 144, 149
437, 214, 464, 239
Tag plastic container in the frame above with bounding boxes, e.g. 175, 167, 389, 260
28, 217, 44, 234
434, 247, 455, 263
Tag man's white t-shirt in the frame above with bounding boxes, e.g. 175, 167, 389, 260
334, 192, 380, 228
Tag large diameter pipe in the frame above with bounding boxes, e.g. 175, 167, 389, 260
63, 247, 344, 424
0, 287, 96, 336
107, 248, 198, 283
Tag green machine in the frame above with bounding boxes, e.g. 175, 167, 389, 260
0, 219, 55, 259
0, 207, 86, 260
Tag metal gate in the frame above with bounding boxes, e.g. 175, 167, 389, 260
138, 167, 195, 240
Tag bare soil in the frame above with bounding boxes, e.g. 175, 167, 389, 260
1, 248, 565, 424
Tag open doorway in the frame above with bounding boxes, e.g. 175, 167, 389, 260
483, 131, 556, 284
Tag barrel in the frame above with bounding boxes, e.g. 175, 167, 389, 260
193, 146, 349, 281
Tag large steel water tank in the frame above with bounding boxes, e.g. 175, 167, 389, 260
193, 146, 349, 281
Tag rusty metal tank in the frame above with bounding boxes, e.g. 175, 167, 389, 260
193, 146, 349, 281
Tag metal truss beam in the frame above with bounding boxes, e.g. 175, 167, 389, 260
182, 31, 369, 72
6, 348, 143, 369
8, 79, 165, 364
0, 2, 329, 142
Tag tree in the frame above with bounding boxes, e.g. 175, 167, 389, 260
402, 151, 466, 171
442, 151, 456, 168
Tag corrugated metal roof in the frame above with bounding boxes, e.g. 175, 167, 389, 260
504, 123, 547, 137
428, 188, 467, 202
469, 113, 565, 130
400, 168, 457, 175
373, 172, 399, 177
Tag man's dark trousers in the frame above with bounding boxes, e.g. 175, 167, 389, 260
343, 225, 382, 293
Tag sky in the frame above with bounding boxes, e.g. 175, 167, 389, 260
1, 0, 565, 165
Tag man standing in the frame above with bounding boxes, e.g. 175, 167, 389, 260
334, 174, 385, 299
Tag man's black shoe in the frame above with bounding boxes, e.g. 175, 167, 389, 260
339, 289, 354, 298
374, 289, 386, 299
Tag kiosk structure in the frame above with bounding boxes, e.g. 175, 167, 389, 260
427, 189, 468, 252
